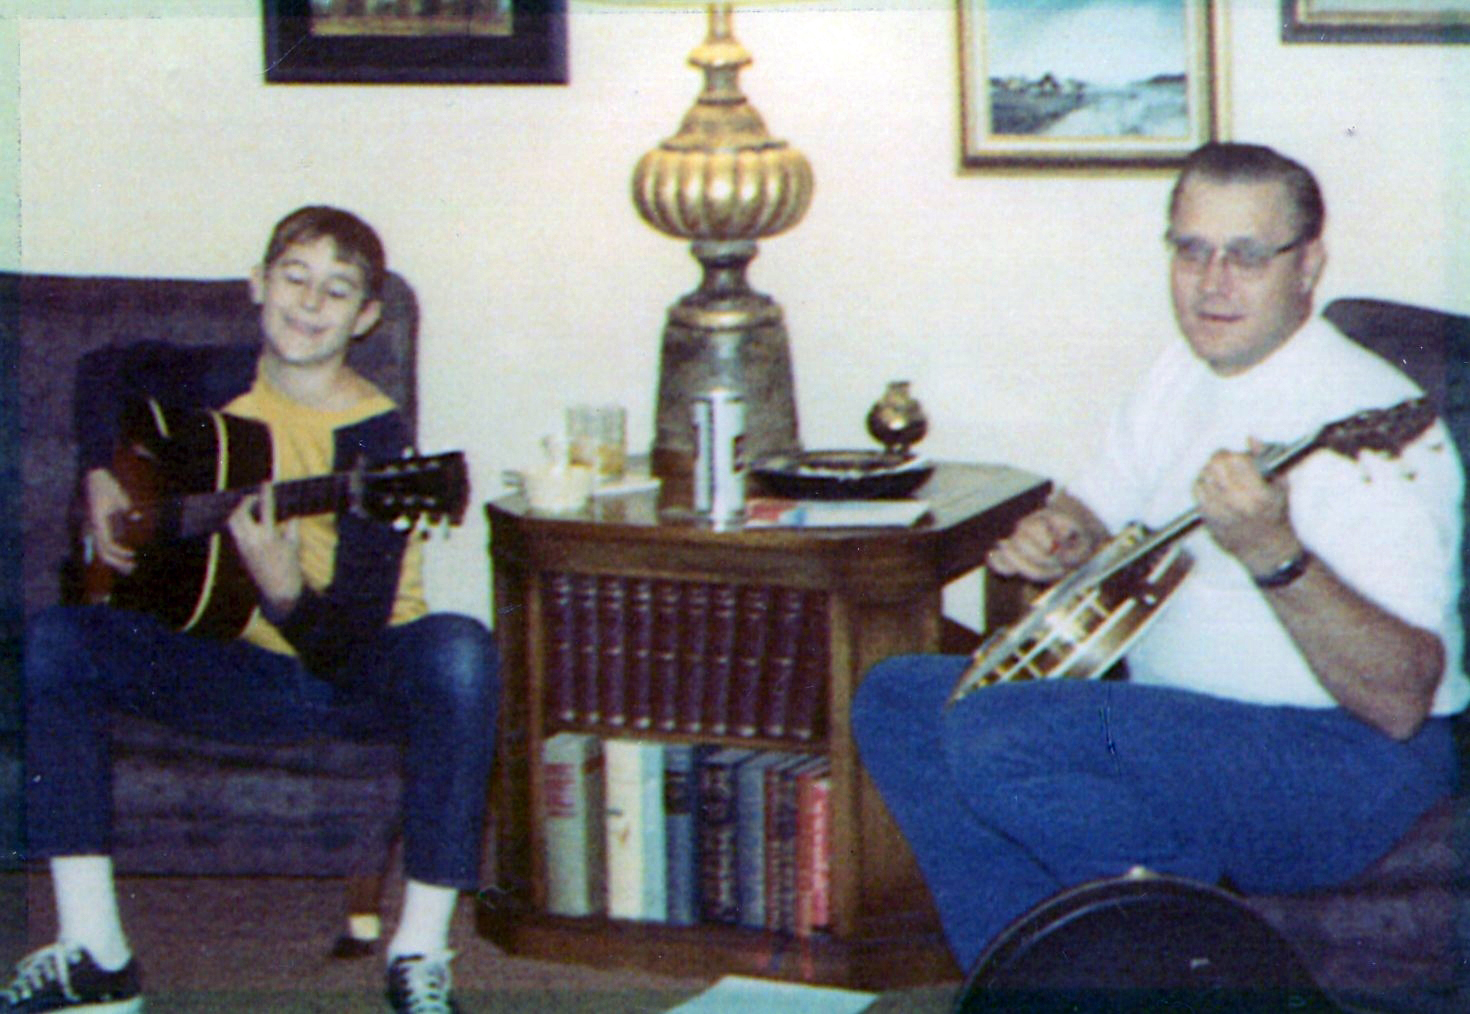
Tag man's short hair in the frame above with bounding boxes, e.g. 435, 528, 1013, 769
1169, 142, 1325, 242
263, 206, 387, 300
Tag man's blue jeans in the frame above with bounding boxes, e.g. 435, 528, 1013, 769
852, 655, 1457, 971
24, 604, 499, 891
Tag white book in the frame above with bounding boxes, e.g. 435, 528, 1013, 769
603, 738, 667, 921
666, 975, 875, 1014
540, 731, 605, 917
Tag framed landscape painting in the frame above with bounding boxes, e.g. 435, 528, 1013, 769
1282, 0, 1470, 43
263, 0, 567, 85
958, 0, 1226, 169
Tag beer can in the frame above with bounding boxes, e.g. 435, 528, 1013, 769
692, 387, 746, 520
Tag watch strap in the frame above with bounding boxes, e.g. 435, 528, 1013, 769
1253, 548, 1313, 590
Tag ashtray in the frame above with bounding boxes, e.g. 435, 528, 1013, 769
750, 450, 935, 500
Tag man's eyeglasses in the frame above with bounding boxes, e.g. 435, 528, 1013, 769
1165, 232, 1309, 275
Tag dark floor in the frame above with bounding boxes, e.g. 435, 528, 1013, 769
3, 873, 958, 1013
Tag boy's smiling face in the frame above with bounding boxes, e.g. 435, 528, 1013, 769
250, 235, 381, 371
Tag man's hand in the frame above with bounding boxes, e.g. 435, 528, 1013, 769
987, 491, 1108, 583
1192, 440, 1302, 578
227, 481, 303, 619
84, 468, 137, 575
1194, 438, 1442, 739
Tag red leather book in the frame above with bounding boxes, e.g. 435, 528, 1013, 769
572, 573, 601, 725
597, 575, 628, 728
542, 572, 577, 724
730, 584, 773, 737
678, 582, 711, 733
651, 580, 683, 732
788, 592, 828, 741
702, 583, 739, 735
625, 577, 656, 730
761, 587, 806, 739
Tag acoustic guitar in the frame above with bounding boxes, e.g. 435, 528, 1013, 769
948, 397, 1438, 706
84, 398, 469, 640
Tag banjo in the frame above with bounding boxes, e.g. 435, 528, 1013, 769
947, 397, 1438, 707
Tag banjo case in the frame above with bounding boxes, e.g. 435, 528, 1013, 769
953, 872, 1344, 1013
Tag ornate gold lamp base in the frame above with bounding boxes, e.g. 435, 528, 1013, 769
650, 239, 799, 480
633, 4, 813, 482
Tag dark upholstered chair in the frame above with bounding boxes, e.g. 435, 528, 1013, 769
1242, 298, 1470, 1013
5, 271, 419, 946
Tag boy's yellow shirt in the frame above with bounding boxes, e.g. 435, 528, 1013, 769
223, 366, 428, 657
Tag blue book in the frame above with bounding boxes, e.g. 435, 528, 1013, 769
696, 747, 755, 924
663, 742, 700, 926
735, 751, 789, 929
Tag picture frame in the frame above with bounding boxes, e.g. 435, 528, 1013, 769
957, 0, 1227, 170
1282, 1, 1470, 44
263, 0, 568, 85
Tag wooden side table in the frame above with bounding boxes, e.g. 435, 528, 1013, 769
479, 462, 1049, 989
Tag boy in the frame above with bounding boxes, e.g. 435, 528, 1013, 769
4, 207, 498, 1013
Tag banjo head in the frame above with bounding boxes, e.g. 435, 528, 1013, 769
953, 872, 1342, 1013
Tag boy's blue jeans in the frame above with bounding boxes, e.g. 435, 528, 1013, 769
24, 604, 500, 892
852, 655, 1457, 971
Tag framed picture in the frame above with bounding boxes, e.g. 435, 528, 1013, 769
1282, 1, 1470, 43
957, 0, 1227, 170
263, 0, 567, 85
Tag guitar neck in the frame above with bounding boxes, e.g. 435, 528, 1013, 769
1089, 429, 1322, 588
178, 473, 354, 538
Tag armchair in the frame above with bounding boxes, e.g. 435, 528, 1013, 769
1242, 297, 1470, 1013
4, 270, 420, 949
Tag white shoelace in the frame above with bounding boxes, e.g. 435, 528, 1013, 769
4, 942, 82, 1002
392, 951, 456, 1013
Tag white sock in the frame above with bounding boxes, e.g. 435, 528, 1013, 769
50, 856, 131, 971
387, 880, 458, 961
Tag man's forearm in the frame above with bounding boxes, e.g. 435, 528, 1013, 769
1262, 552, 1443, 740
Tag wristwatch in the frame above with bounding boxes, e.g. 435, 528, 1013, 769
1253, 548, 1313, 590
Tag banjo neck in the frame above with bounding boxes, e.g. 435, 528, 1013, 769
1085, 429, 1321, 591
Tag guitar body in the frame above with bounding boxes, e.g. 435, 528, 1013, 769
92, 402, 271, 640
84, 400, 470, 642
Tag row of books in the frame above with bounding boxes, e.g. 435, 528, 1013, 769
541, 732, 833, 937
542, 574, 829, 741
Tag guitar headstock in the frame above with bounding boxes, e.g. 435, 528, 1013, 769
1318, 397, 1437, 460
360, 451, 470, 527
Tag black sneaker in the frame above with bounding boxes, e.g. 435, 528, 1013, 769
2, 941, 142, 1013
386, 952, 459, 1013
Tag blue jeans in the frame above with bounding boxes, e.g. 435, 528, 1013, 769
851, 655, 1457, 970
24, 604, 500, 891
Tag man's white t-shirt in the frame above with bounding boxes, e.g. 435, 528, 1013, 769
1070, 316, 1470, 716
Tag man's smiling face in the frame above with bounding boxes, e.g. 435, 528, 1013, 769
1168, 177, 1325, 377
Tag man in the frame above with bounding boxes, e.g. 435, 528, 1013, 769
852, 143, 1468, 973
4, 206, 498, 1014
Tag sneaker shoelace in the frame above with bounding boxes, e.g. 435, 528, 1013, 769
392, 953, 455, 1013
4, 942, 82, 1002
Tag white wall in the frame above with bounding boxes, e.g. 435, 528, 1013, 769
8, 1, 1468, 623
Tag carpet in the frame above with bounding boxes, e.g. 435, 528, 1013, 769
2, 873, 958, 1013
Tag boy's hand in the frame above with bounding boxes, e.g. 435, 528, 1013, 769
228, 481, 303, 618
84, 468, 137, 575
